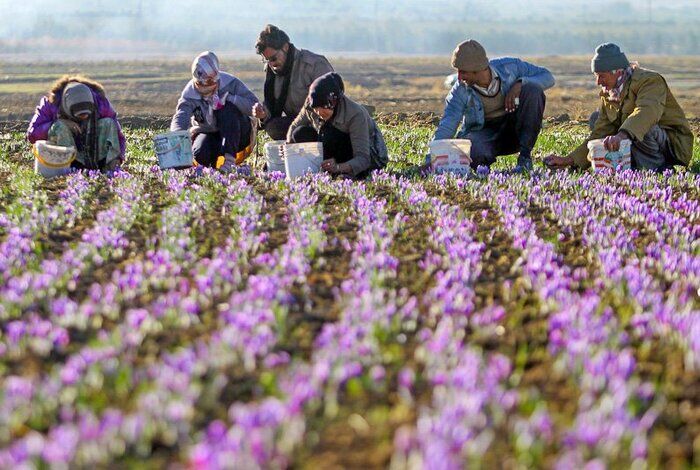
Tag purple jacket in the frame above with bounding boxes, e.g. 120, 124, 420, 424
26, 89, 126, 159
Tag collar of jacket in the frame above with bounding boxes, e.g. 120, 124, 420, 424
462, 58, 518, 98
599, 67, 641, 108
471, 66, 501, 96
326, 97, 352, 126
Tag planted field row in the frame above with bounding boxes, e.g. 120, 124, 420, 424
0, 156, 698, 468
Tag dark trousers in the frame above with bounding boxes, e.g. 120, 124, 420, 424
289, 124, 353, 164
467, 82, 546, 168
192, 102, 251, 167
588, 111, 678, 171
264, 116, 296, 141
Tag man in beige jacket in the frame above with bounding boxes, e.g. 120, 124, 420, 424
252, 25, 334, 141
546, 43, 693, 171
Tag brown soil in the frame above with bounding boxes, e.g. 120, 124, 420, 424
526, 198, 700, 466
425, 182, 578, 467
283, 191, 358, 361
293, 181, 434, 469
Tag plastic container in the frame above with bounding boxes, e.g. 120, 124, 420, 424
283, 142, 323, 179
154, 131, 193, 169
587, 138, 631, 172
265, 140, 287, 173
33, 141, 76, 179
428, 139, 472, 175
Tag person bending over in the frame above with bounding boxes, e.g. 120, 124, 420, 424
252, 24, 334, 142
433, 39, 555, 173
545, 43, 693, 172
287, 72, 388, 179
27, 75, 125, 172
171, 51, 260, 171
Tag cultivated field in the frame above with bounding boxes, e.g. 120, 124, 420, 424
0, 56, 699, 468
2, 55, 700, 120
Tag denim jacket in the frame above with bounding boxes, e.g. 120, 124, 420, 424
433, 58, 555, 140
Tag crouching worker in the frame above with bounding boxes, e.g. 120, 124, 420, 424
253, 24, 334, 141
433, 39, 554, 173
287, 72, 388, 178
27, 76, 125, 172
171, 51, 260, 172
545, 43, 693, 171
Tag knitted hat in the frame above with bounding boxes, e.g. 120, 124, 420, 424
309, 72, 344, 109
451, 40, 489, 72
60, 82, 94, 118
192, 51, 220, 84
591, 43, 630, 73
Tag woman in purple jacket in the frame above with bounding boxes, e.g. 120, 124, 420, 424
27, 75, 126, 171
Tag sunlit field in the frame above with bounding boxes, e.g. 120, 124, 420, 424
0, 115, 698, 468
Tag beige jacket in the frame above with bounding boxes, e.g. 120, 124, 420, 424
287, 96, 388, 176
266, 49, 333, 119
568, 67, 693, 168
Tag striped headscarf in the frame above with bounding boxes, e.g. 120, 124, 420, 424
606, 62, 638, 103
192, 51, 220, 96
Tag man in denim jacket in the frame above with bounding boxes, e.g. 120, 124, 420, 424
433, 40, 555, 172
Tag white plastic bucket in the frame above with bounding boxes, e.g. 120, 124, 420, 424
428, 139, 472, 175
154, 131, 193, 169
265, 140, 287, 173
283, 142, 323, 179
33, 141, 76, 179
587, 138, 631, 172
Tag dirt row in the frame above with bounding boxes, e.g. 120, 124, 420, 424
523, 195, 700, 468
295, 181, 438, 469
0, 172, 697, 467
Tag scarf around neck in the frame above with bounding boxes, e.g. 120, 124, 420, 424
606, 63, 637, 102
264, 43, 296, 119
472, 66, 501, 97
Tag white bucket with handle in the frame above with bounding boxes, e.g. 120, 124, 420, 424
428, 139, 472, 175
265, 140, 287, 173
587, 138, 631, 172
283, 142, 323, 179
154, 131, 193, 169
33, 141, 76, 179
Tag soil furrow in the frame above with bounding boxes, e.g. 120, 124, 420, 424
425, 181, 579, 467
294, 179, 432, 470
526, 197, 700, 467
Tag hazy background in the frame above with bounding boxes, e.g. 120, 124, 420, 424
1, 0, 700, 58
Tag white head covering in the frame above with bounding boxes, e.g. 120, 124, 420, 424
191, 51, 220, 84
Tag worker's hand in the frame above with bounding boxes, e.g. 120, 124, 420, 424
543, 154, 574, 170
189, 124, 216, 138
321, 159, 340, 174
505, 81, 522, 113
321, 159, 352, 175
603, 131, 628, 152
59, 119, 82, 135
253, 103, 268, 120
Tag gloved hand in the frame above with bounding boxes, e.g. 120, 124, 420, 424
218, 153, 236, 173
